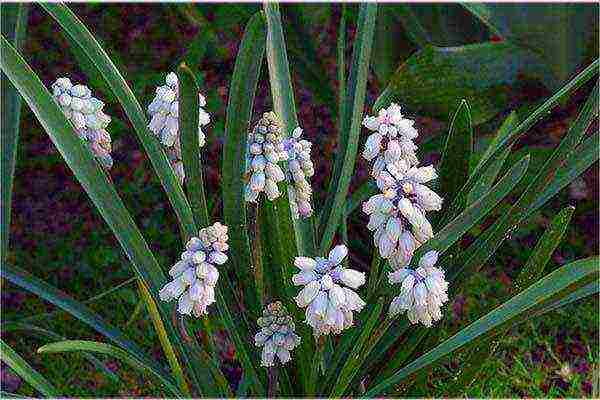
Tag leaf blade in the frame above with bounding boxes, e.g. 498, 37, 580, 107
319, 3, 378, 254
1, 339, 59, 397
366, 257, 599, 396
37, 340, 181, 396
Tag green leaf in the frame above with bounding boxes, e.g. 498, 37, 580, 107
330, 298, 384, 396
1, 339, 59, 397
1, 3, 28, 260
1, 322, 121, 386
452, 205, 576, 392
373, 41, 553, 125
264, 2, 316, 256
422, 154, 529, 258
178, 63, 210, 228
319, 3, 377, 254
41, 3, 197, 240
366, 257, 600, 396
514, 206, 575, 292
38, 340, 181, 396
333, 155, 529, 381
438, 100, 473, 210
0, 40, 203, 389
137, 280, 191, 397
282, 5, 337, 112
1, 263, 168, 379
462, 3, 597, 87
221, 12, 265, 319
219, 12, 268, 394
390, 5, 431, 47
449, 80, 598, 287
465, 112, 517, 205
441, 60, 598, 225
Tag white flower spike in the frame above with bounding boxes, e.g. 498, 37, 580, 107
388, 250, 449, 327
254, 302, 301, 367
363, 158, 442, 266
362, 102, 420, 174
51, 77, 113, 168
284, 127, 315, 219
147, 71, 210, 184
244, 112, 288, 203
292, 244, 366, 337
159, 222, 228, 317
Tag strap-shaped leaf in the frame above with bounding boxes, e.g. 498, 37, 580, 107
264, 2, 316, 256
1, 322, 121, 386
366, 256, 599, 396
372, 42, 552, 125
1, 263, 168, 378
514, 206, 574, 291
178, 64, 209, 228
37, 340, 181, 396
319, 3, 378, 254
1, 339, 59, 397
330, 298, 384, 396
1, 3, 28, 259
0, 40, 205, 389
449, 80, 598, 286
465, 112, 517, 206
137, 280, 191, 397
221, 12, 265, 318
441, 61, 598, 221
41, 3, 197, 240
438, 99, 473, 212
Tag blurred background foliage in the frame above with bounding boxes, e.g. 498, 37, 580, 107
1, 2, 598, 397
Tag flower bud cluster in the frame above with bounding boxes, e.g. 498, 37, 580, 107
292, 244, 366, 337
244, 112, 288, 203
159, 222, 228, 317
284, 127, 315, 219
361, 103, 443, 267
388, 251, 449, 327
254, 302, 301, 367
147, 72, 210, 184
51, 77, 113, 168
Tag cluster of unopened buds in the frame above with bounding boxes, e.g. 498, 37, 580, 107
293, 244, 366, 337
51, 77, 113, 168
284, 127, 315, 219
159, 222, 229, 317
244, 112, 288, 203
147, 71, 211, 184
254, 302, 301, 367
361, 103, 448, 326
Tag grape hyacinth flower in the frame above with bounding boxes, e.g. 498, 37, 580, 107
388, 251, 449, 327
362, 102, 420, 175
284, 127, 315, 219
244, 112, 288, 203
363, 158, 442, 266
51, 77, 113, 168
147, 72, 210, 183
254, 302, 301, 367
159, 222, 228, 317
292, 244, 366, 337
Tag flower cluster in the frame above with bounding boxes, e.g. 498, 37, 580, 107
244, 112, 288, 203
51, 77, 113, 168
159, 222, 228, 317
147, 72, 210, 184
361, 103, 443, 267
284, 127, 315, 219
254, 302, 301, 367
292, 244, 366, 337
362, 103, 419, 175
388, 251, 449, 327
